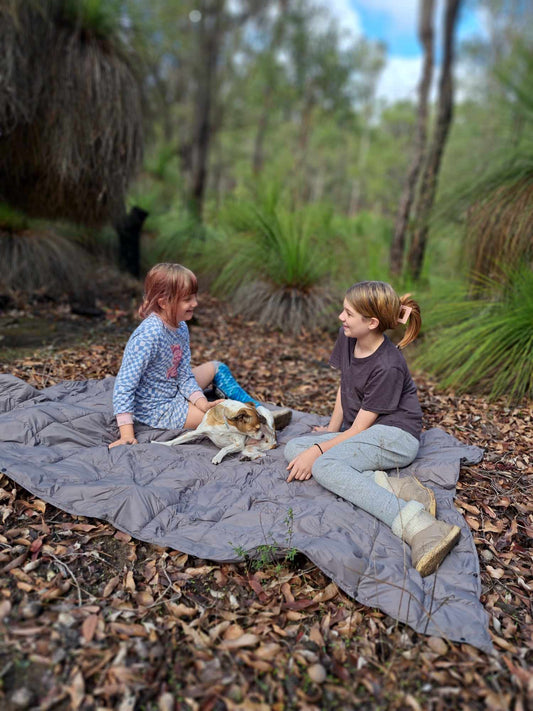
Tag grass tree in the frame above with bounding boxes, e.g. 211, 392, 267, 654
416, 267, 533, 401
0, 0, 143, 227
204, 188, 340, 333
0, 0, 144, 296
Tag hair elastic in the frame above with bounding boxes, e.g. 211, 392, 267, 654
314, 442, 324, 454
397, 305, 412, 324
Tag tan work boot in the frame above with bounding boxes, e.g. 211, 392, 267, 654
374, 471, 436, 516
392, 502, 461, 577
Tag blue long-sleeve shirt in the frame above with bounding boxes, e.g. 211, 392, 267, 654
113, 313, 202, 429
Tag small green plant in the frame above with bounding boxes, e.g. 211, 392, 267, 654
229, 508, 299, 572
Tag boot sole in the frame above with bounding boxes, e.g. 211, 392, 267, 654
272, 409, 292, 430
415, 524, 461, 577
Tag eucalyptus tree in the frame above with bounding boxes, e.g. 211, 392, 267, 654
126, 0, 269, 219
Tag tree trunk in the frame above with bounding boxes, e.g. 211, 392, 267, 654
252, 0, 288, 176
115, 206, 149, 278
189, 0, 225, 219
389, 0, 435, 276
252, 94, 273, 176
407, 0, 462, 280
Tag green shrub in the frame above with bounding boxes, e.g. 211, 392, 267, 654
415, 266, 533, 401
331, 211, 393, 284
206, 196, 341, 333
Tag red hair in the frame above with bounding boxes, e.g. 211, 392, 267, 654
139, 263, 198, 328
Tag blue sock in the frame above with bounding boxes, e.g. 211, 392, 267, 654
213, 363, 261, 408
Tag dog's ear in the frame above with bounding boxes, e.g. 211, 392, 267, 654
231, 407, 255, 424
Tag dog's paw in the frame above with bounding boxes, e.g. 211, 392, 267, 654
240, 451, 264, 461
211, 454, 222, 465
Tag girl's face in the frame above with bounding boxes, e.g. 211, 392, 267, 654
159, 292, 198, 326
339, 299, 378, 339
174, 293, 198, 323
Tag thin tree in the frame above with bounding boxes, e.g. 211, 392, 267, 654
407, 0, 462, 280
389, 0, 435, 276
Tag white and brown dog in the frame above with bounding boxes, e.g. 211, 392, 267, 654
154, 400, 276, 464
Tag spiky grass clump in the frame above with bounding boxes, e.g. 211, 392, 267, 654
0, 230, 94, 298
207, 200, 340, 333
416, 267, 533, 401
465, 176, 533, 279
0, 0, 143, 226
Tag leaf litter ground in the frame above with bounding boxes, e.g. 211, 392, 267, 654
0, 292, 531, 711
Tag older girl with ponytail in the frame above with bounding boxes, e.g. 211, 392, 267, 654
285, 281, 460, 577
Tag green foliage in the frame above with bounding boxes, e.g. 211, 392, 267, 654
204, 190, 340, 332
415, 266, 533, 401
0, 202, 29, 233
332, 211, 393, 284
59, 0, 124, 39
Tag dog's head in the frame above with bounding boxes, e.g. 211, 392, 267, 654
206, 400, 263, 436
205, 400, 276, 449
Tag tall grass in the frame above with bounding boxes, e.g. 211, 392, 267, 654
416, 266, 533, 401
204, 197, 341, 333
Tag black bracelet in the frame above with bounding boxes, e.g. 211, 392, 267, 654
314, 442, 324, 454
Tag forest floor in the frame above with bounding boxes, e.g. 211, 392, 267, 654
0, 283, 531, 711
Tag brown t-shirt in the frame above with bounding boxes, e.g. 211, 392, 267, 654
329, 329, 422, 440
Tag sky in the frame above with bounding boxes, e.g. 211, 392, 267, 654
328, 0, 488, 103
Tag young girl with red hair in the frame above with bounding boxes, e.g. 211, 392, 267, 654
110, 263, 290, 448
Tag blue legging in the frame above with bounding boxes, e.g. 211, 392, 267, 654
284, 425, 421, 528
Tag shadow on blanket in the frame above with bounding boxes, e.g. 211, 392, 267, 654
0, 374, 492, 652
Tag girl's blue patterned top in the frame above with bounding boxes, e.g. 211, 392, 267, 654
113, 313, 202, 428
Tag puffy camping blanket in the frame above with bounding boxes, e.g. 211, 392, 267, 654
0, 374, 492, 652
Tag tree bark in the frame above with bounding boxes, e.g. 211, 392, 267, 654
189, 0, 225, 219
252, 0, 288, 176
389, 0, 435, 276
407, 0, 462, 280
116, 206, 149, 278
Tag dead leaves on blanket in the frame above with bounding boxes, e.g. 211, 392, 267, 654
0, 295, 532, 709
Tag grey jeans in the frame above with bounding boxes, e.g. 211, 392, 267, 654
284, 425, 420, 528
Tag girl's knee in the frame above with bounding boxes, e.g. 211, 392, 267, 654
284, 436, 314, 462
311, 453, 336, 483
284, 440, 300, 462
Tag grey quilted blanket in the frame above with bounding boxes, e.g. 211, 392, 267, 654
0, 374, 492, 652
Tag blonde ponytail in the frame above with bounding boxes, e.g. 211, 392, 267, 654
397, 293, 421, 349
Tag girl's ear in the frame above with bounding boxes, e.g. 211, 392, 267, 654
157, 297, 168, 310
368, 317, 380, 331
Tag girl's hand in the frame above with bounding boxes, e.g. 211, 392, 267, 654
109, 437, 138, 449
204, 399, 225, 411
312, 425, 335, 433
198, 398, 225, 414
286, 447, 321, 483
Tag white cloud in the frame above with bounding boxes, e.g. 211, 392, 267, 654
376, 55, 424, 103
328, 0, 364, 39
376, 53, 474, 105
